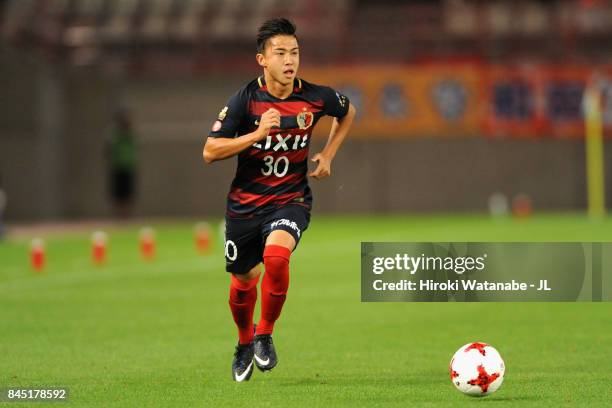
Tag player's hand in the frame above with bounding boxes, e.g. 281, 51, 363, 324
309, 153, 331, 180
256, 108, 281, 140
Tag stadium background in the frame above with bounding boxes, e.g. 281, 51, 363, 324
1, 0, 612, 219
1, 1, 612, 407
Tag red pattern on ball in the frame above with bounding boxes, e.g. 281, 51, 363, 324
467, 364, 500, 393
465, 342, 488, 356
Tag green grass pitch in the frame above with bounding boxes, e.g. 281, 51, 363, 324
1, 213, 611, 407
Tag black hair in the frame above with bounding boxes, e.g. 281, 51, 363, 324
256, 18, 297, 53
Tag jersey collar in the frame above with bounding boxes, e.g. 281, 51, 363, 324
257, 76, 302, 93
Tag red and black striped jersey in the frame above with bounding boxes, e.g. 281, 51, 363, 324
209, 76, 350, 218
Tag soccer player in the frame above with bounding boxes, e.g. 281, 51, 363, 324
203, 18, 355, 382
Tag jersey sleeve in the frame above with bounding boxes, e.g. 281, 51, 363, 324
318, 86, 350, 118
209, 87, 249, 138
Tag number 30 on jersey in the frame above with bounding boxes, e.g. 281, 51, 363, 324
262, 155, 289, 177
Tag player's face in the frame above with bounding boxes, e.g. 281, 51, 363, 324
258, 35, 299, 85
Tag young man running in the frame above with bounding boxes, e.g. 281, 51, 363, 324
203, 18, 355, 382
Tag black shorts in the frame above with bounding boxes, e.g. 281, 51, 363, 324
224, 204, 310, 274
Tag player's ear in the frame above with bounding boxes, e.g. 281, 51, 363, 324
256, 53, 266, 68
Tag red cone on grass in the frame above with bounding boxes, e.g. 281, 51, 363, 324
194, 222, 211, 254
140, 227, 156, 260
30, 238, 45, 272
91, 231, 108, 265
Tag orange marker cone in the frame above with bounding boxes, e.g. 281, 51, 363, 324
91, 231, 108, 265
30, 238, 46, 272
194, 222, 211, 254
140, 227, 156, 260
512, 193, 533, 218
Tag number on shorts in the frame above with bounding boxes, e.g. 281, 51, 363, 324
225, 240, 238, 261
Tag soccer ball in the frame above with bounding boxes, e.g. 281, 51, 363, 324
449, 342, 505, 397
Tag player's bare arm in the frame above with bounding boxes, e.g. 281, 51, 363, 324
309, 103, 356, 180
202, 108, 280, 164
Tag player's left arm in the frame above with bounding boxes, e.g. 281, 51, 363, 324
309, 102, 356, 180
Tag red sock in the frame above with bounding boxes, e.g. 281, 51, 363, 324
229, 273, 260, 345
256, 245, 291, 336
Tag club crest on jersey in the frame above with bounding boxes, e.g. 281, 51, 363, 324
217, 106, 228, 121
297, 111, 313, 129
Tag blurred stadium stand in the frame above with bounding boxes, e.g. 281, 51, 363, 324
1, 0, 611, 221
2, 0, 612, 68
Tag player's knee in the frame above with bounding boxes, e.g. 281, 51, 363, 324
231, 270, 260, 291
230, 273, 259, 303
263, 245, 291, 293
235, 266, 261, 282
263, 258, 289, 295
263, 245, 291, 268
263, 255, 289, 274
265, 229, 296, 251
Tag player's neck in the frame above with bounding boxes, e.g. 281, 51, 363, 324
263, 72, 293, 100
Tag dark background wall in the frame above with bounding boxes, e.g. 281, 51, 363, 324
1, 49, 608, 221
